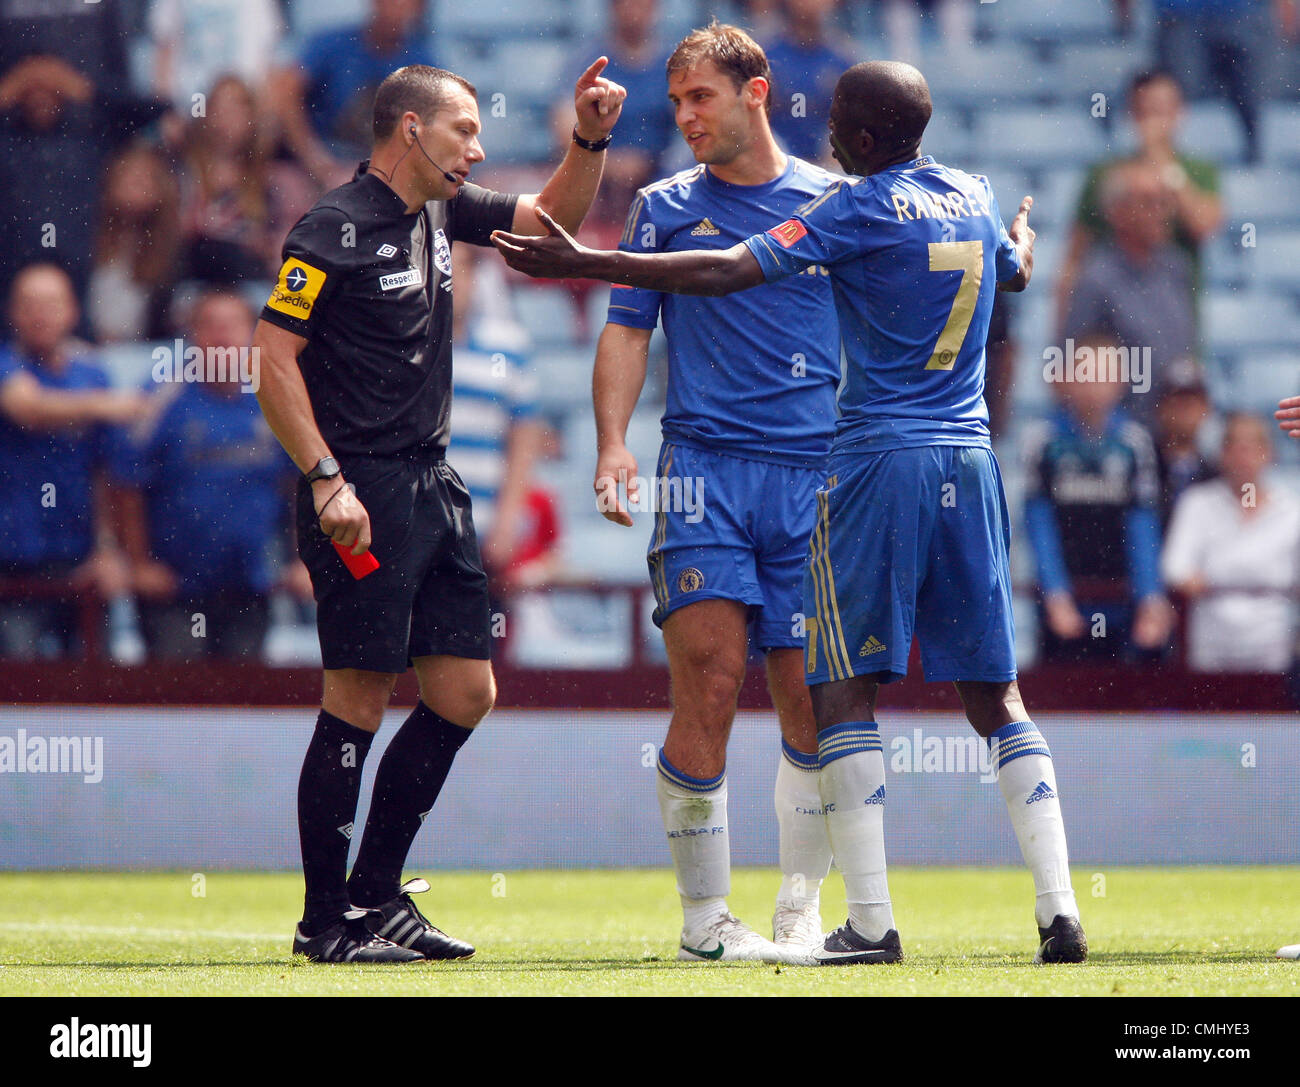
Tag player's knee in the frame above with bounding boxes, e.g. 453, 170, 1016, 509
679, 653, 747, 715
439, 674, 495, 729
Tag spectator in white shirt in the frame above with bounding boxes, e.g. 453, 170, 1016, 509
1162, 413, 1300, 671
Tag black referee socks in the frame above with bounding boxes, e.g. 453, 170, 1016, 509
298, 709, 374, 931
347, 702, 473, 907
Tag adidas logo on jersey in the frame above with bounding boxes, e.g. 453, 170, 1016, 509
864, 785, 886, 805
691, 218, 721, 237
859, 635, 887, 656
1026, 781, 1056, 804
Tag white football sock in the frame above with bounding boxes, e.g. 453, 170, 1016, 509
775, 741, 832, 908
657, 750, 730, 927
988, 722, 1079, 928
818, 722, 895, 941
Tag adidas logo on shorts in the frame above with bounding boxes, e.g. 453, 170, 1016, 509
859, 635, 887, 656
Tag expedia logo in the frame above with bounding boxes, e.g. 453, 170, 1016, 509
677, 567, 704, 593
266, 259, 326, 319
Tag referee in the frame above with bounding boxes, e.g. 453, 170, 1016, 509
253, 61, 625, 963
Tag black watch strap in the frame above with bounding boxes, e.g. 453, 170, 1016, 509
304, 456, 341, 483
572, 126, 613, 152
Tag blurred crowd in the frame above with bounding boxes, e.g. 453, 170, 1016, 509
0, 0, 1297, 672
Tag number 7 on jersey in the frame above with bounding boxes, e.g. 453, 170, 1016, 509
924, 240, 983, 371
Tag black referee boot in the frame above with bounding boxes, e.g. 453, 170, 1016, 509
362, 878, 475, 960
293, 909, 425, 963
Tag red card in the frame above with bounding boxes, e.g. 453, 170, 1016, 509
333, 541, 380, 579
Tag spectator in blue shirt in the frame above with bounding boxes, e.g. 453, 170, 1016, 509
0, 263, 141, 658
763, 0, 858, 165
554, 0, 676, 232
1022, 333, 1175, 663
271, 0, 433, 183
114, 289, 298, 661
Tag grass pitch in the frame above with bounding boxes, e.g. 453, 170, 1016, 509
1, 867, 1297, 997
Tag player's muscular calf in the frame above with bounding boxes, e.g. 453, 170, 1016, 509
661, 599, 750, 779
765, 649, 818, 755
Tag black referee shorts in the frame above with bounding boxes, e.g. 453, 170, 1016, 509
296, 455, 491, 672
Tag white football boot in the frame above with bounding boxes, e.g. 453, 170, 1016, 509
772, 900, 824, 961
678, 912, 791, 963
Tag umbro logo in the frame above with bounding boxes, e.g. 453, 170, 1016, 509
418, 808, 432, 824
1026, 781, 1056, 804
376, 243, 399, 258
690, 218, 721, 236
338, 822, 354, 839
859, 635, 887, 656
864, 785, 885, 805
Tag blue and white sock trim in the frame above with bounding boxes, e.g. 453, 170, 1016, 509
781, 739, 820, 772
987, 721, 1051, 769
657, 749, 724, 793
816, 721, 882, 767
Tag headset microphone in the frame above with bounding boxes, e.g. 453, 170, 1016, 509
409, 125, 461, 185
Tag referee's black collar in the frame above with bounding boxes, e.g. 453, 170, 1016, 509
355, 160, 419, 217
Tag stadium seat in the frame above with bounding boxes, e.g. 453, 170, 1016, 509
531, 345, 593, 407
1222, 168, 1300, 228
434, 0, 570, 38
920, 110, 973, 162
1201, 231, 1248, 291
1262, 101, 1300, 165
1050, 42, 1147, 105
925, 45, 1056, 108
1033, 167, 1088, 233
1204, 291, 1300, 353
1242, 231, 1300, 294
1179, 102, 1248, 165
978, 0, 1118, 44
1222, 351, 1300, 413
971, 106, 1113, 170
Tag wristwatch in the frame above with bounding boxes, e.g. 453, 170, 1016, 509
572, 126, 613, 152
304, 456, 341, 483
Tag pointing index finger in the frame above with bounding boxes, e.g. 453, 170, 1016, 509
577, 56, 609, 87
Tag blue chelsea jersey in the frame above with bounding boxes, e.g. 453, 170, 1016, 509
607, 156, 843, 468
745, 156, 1021, 454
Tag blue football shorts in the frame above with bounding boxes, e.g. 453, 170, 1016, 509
803, 444, 1017, 685
646, 441, 824, 651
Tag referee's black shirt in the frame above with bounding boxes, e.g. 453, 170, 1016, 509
260, 163, 518, 458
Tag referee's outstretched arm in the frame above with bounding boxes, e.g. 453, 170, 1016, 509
251, 319, 371, 554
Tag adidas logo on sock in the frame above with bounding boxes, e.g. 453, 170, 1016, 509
1025, 781, 1056, 805
337, 822, 354, 839
691, 217, 721, 236
864, 784, 886, 805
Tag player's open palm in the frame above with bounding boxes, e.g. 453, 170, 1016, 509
314, 481, 372, 554
595, 444, 639, 527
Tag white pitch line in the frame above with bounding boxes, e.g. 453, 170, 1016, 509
0, 921, 284, 942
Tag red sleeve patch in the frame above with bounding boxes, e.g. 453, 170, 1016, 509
767, 219, 808, 248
